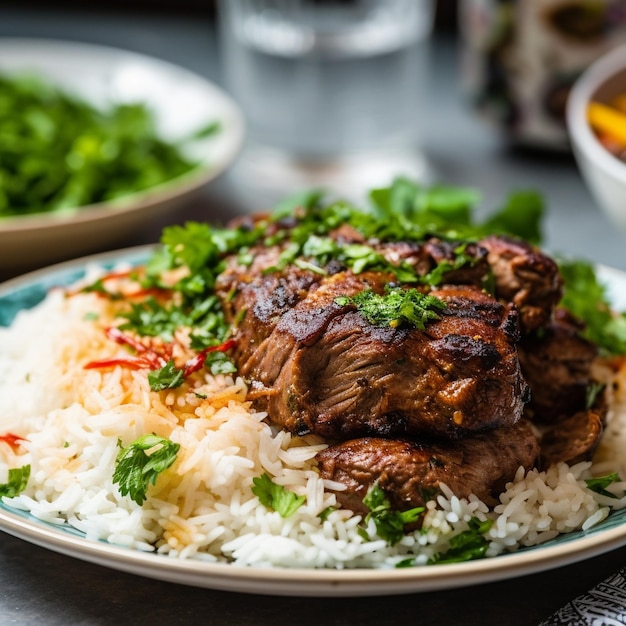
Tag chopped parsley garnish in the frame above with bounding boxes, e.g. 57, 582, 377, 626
251, 472, 306, 518
362, 483, 424, 545
118, 297, 191, 343
559, 258, 626, 355
427, 517, 493, 564
367, 178, 544, 244
0, 465, 30, 497
148, 360, 185, 392
585, 473, 622, 498
335, 286, 446, 330
113, 434, 180, 505
419, 243, 476, 287
204, 350, 237, 375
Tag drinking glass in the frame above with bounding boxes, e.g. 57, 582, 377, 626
218, 0, 436, 209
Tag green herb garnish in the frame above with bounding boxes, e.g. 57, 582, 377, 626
318, 506, 337, 522
147, 360, 185, 392
0, 465, 30, 497
0, 72, 219, 217
428, 517, 493, 564
113, 434, 180, 505
559, 258, 626, 355
251, 472, 306, 518
204, 351, 237, 375
585, 473, 622, 498
335, 286, 446, 330
362, 483, 424, 545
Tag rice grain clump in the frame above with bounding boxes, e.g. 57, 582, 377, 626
1, 267, 626, 569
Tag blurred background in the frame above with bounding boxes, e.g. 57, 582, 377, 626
2, 0, 626, 277
0, 0, 460, 29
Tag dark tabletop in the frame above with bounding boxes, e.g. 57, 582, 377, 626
1, 7, 625, 625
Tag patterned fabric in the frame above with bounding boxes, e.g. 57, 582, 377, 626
540, 568, 626, 625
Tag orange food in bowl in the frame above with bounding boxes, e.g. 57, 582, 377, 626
588, 99, 626, 157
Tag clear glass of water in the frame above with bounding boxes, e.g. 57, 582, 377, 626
218, 0, 436, 209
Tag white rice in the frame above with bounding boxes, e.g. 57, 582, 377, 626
1, 269, 626, 569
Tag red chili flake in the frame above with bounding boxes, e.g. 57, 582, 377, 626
183, 338, 236, 376
0, 433, 26, 450
85, 327, 236, 382
84, 357, 154, 371
85, 327, 171, 371
104, 327, 170, 369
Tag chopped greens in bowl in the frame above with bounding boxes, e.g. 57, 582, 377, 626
0, 38, 244, 271
0, 71, 220, 218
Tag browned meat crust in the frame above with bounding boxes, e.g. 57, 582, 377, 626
220, 267, 527, 439
479, 235, 563, 333
518, 308, 600, 424
539, 408, 605, 468
315, 420, 540, 514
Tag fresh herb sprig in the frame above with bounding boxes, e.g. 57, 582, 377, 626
427, 517, 494, 564
113, 434, 180, 505
558, 258, 626, 355
367, 178, 544, 245
362, 483, 424, 545
585, 472, 622, 498
251, 472, 306, 518
262, 179, 543, 275
335, 286, 446, 330
0, 465, 30, 497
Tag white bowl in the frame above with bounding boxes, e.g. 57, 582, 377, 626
0, 38, 245, 271
567, 43, 626, 233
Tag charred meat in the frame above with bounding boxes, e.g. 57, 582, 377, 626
478, 235, 563, 333
517, 308, 600, 424
316, 420, 540, 514
217, 265, 528, 440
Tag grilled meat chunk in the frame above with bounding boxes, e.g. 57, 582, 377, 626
539, 408, 604, 468
316, 420, 540, 514
518, 308, 600, 423
218, 264, 528, 439
479, 235, 563, 333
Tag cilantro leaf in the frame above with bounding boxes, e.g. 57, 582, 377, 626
368, 178, 543, 243
118, 297, 188, 342
148, 360, 185, 391
113, 434, 180, 505
559, 259, 626, 355
251, 472, 305, 518
0, 465, 30, 497
204, 351, 237, 375
336, 286, 446, 330
428, 517, 493, 564
586, 473, 622, 498
362, 483, 424, 545
271, 188, 325, 220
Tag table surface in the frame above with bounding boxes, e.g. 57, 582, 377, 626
1, 8, 626, 625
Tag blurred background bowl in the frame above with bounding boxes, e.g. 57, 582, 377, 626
567, 43, 626, 234
0, 38, 245, 273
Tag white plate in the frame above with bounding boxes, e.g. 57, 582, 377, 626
0, 38, 245, 271
1, 250, 625, 597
